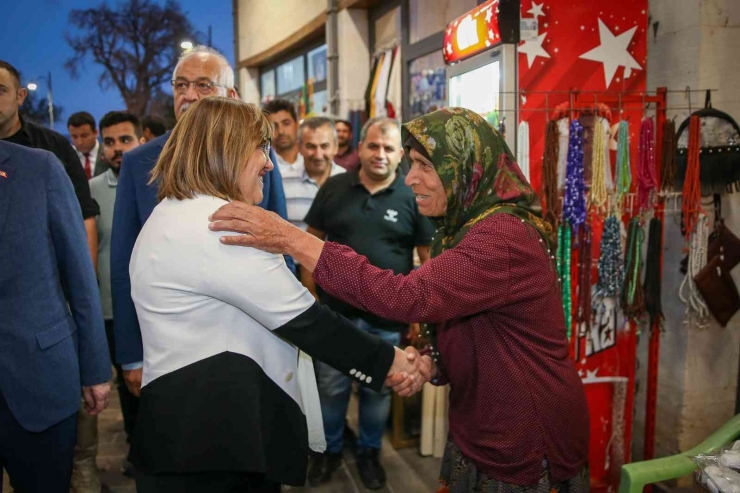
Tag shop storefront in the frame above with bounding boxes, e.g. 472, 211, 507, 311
235, 1, 740, 491
259, 43, 329, 114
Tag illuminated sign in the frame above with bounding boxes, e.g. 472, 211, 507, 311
443, 0, 518, 65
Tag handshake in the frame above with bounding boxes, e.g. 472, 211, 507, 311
384, 347, 437, 397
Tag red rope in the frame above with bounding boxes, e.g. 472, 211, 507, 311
681, 115, 703, 239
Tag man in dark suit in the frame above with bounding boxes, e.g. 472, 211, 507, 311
68, 111, 110, 179
110, 45, 292, 400
0, 140, 112, 493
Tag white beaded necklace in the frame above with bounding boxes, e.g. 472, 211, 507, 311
679, 213, 709, 326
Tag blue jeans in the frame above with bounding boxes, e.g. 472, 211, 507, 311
316, 318, 401, 453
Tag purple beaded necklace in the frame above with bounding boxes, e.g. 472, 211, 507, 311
563, 120, 587, 237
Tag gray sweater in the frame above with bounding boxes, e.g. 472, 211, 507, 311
89, 169, 118, 319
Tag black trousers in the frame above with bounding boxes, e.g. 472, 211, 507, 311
135, 470, 281, 493
0, 391, 77, 493
104, 319, 139, 439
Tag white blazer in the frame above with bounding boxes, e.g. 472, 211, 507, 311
127, 195, 395, 485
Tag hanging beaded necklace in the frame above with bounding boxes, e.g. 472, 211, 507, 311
643, 217, 664, 327
590, 117, 608, 210
621, 217, 646, 319
557, 221, 573, 339
616, 120, 632, 208
593, 215, 623, 303
591, 215, 623, 347
681, 115, 703, 240
637, 117, 658, 211
576, 224, 593, 337
564, 120, 587, 237
542, 120, 561, 236
660, 119, 677, 193
679, 213, 710, 327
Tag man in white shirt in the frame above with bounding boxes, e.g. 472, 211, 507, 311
264, 99, 303, 169
68, 111, 109, 178
282, 116, 345, 233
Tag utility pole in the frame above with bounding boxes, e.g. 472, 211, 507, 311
46, 71, 54, 128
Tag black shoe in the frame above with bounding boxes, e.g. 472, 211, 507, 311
307, 451, 342, 487
307, 452, 325, 487
323, 451, 342, 482
356, 448, 386, 490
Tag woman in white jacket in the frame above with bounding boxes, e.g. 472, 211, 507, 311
128, 97, 422, 493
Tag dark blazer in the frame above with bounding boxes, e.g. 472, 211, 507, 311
110, 133, 293, 365
0, 141, 112, 432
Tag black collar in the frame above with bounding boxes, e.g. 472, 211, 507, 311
7, 115, 31, 142
350, 169, 403, 193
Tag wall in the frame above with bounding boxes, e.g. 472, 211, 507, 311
632, 0, 740, 474
236, 0, 327, 61
337, 8, 371, 118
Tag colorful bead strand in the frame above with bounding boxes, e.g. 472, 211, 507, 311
564, 120, 587, 237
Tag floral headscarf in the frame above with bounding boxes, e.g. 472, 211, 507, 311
402, 107, 551, 257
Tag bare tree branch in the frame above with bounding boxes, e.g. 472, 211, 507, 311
64, 0, 198, 116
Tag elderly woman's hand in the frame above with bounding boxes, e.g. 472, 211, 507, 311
210, 202, 326, 270
209, 202, 297, 254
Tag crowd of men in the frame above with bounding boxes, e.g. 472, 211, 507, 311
0, 44, 432, 492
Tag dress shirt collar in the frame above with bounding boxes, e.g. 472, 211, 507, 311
301, 162, 344, 185
75, 139, 99, 161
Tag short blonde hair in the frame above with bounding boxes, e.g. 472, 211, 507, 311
151, 97, 272, 202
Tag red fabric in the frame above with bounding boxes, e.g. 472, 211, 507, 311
314, 213, 589, 485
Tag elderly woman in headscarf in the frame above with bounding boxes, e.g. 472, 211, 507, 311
209, 108, 590, 493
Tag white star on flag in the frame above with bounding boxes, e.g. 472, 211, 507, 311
580, 19, 642, 87
528, 1, 545, 19
519, 32, 550, 68
488, 29, 494, 40
485, 7, 493, 23
446, 42, 452, 54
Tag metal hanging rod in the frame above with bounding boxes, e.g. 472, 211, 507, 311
498, 89, 718, 95
555, 192, 685, 215
493, 107, 704, 113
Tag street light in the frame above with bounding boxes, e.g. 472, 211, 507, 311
180, 40, 193, 50
26, 72, 54, 127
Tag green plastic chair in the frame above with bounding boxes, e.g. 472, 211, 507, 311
619, 414, 740, 493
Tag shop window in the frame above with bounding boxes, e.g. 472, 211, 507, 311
260, 43, 328, 117
308, 45, 328, 83
409, 51, 447, 121
260, 70, 276, 103
409, 0, 478, 44
276, 56, 305, 95
449, 60, 500, 126
311, 90, 328, 114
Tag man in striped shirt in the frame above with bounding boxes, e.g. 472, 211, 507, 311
281, 116, 345, 232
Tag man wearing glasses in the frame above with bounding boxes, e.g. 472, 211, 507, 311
110, 47, 292, 436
